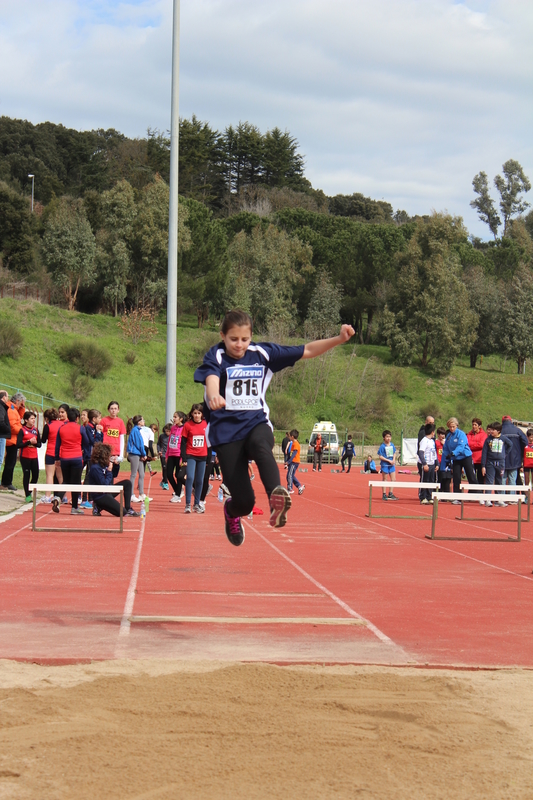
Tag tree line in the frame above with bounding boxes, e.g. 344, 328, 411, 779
1, 114, 533, 374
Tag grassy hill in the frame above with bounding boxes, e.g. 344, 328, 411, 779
1, 298, 532, 445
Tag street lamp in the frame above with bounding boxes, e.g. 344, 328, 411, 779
28, 174, 34, 212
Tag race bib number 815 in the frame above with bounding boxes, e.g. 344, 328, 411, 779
225, 366, 264, 411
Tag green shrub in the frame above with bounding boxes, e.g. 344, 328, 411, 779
69, 369, 94, 402
155, 363, 166, 375
124, 351, 137, 365
269, 394, 298, 431
58, 340, 113, 378
187, 332, 221, 367
0, 318, 23, 359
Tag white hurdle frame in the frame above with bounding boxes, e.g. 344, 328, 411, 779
29, 483, 124, 533
457, 484, 531, 523
367, 480, 440, 519
427, 491, 523, 542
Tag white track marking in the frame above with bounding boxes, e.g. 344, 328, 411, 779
116, 475, 154, 646
249, 522, 395, 645
116, 515, 146, 643
0, 508, 53, 545
303, 495, 533, 583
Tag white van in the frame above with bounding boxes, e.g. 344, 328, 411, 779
306, 421, 339, 464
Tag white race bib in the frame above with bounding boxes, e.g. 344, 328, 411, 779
385, 445, 394, 458
225, 365, 264, 411
192, 435, 205, 449
169, 434, 179, 449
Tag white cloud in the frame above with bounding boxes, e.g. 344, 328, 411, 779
0, 0, 532, 236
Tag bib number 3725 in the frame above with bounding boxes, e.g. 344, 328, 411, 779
225, 366, 264, 411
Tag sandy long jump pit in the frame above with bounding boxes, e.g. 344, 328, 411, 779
1, 659, 533, 799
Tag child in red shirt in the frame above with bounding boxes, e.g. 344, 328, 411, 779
17, 411, 41, 500
523, 428, 533, 487
181, 403, 208, 513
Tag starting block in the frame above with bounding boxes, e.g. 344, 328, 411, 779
299, 467, 308, 473
29, 483, 124, 533
366, 480, 440, 519
331, 468, 341, 473
427, 490, 524, 542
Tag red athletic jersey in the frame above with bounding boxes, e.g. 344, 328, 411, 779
101, 416, 126, 456
20, 425, 40, 459
57, 422, 83, 460
436, 441, 444, 465
524, 445, 533, 468
45, 419, 63, 457
182, 419, 208, 458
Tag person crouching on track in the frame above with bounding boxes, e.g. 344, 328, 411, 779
17, 410, 41, 502
286, 429, 304, 495
194, 308, 354, 547
87, 443, 140, 518
417, 422, 437, 505
53, 407, 84, 515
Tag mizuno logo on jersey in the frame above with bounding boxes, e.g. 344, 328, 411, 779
227, 366, 263, 379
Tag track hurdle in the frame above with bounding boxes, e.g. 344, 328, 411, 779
427, 491, 522, 542
458, 484, 531, 523
29, 483, 124, 533
366, 480, 440, 519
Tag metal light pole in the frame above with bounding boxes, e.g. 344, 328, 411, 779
28, 174, 34, 212
165, 0, 180, 424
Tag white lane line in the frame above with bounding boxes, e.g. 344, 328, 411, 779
249, 522, 395, 645
303, 495, 533, 583
0, 508, 53, 545
116, 515, 146, 644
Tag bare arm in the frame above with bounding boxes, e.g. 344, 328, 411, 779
302, 325, 355, 360
206, 374, 226, 411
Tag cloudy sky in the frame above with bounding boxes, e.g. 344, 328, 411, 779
1, 0, 532, 236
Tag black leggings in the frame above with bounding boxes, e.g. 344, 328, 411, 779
93, 479, 132, 516
21, 456, 39, 498
216, 424, 280, 518
60, 459, 83, 509
166, 456, 181, 495
452, 456, 477, 493
1, 445, 18, 487
160, 455, 167, 483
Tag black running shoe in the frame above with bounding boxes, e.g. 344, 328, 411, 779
224, 499, 245, 546
269, 486, 292, 528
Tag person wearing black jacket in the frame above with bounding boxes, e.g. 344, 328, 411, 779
0, 391, 11, 475
500, 416, 528, 485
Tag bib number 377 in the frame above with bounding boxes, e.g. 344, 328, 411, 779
225, 366, 264, 411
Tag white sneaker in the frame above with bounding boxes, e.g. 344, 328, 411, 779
170, 494, 181, 503
479, 500, 485, 506
131, 495, 141, 503
199, 500, 206, 510
486, 501, 493, 507
495, 501, 508, 507
141, 495, 153, 501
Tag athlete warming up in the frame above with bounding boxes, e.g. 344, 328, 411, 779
194, 309, 355, 547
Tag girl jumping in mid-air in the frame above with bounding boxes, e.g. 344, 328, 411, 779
194, 309, 354, 546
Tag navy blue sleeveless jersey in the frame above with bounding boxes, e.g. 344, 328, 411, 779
194, 342, 304, 446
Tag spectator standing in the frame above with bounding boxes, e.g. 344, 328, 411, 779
181, 404, 208, 514
41, 408, 64, 504
286, 429, 304, 495
522, 429, 533, 487
17, 411, 41, 502
167, 411, 185, 503
441, 417, 476, 501
127, 415, 147, 503
500, 416, 528, 486
467, 418, 488, 485
481, 422, 513, 507
340, 435, 355, 473
0, 393, 25, 491
418, 422, 437, 505
101, 401, 126, 479
436, 427, 452, 496
0, 391, 11, 474
312, 432, 326, 472
80, 409, 103, 508
158, 424, 171, 489
281, 432, 291, 468
53, 407, 84, 514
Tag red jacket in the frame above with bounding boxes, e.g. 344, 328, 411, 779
56, 422, 83, 460
467, 428, 488, 465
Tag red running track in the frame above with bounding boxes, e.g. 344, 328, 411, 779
1, 469, 532, 666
